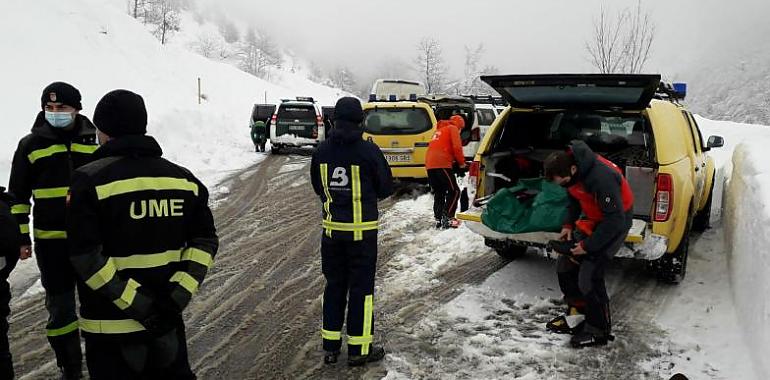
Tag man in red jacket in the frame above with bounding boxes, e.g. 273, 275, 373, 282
425, 117, 466, 229
543, 140, 633, 348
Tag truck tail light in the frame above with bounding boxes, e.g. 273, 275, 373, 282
654, 173, 673, 222
468, 160, 481, 201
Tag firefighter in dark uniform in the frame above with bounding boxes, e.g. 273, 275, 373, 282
0, 187, 21, 379
66, 90, 219, 379
310, 97, 393, 366
8, 82, 97, 379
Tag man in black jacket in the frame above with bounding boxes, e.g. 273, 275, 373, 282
67, 90, 218, 379
310, 97, 393, 366
0, 187, 20, 379
8, 82, 97, 379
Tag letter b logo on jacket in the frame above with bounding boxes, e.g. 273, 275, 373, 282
330, 167, 349, 187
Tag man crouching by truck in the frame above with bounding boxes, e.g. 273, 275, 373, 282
543, 140, 633, 348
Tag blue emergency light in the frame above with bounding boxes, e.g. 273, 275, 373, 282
388, 94, 398, 101
369, 94, 377, 102
409, 93, 418, 101
673, 83, 687, 99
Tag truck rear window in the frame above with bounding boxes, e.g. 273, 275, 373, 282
363, 108, 432, 135
278, 105, 316, 121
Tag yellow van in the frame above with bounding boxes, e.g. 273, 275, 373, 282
362, 101, 437, 179
457, 74, 724, 283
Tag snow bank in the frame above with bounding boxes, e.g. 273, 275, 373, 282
724, 137, 770, 379
695, 116, 769, 222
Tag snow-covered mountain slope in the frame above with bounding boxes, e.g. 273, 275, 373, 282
0, 0, 344, 188
688, 48, 770, 125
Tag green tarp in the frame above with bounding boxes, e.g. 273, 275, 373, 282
481, 178, 569, 234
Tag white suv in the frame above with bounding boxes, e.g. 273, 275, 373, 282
269, 97, 326, 154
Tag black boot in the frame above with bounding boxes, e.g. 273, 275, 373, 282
0, 353, 13, 380
58, 365, 82, 380
570, 324, 613, 348
323, 350, 340, 365
348, 345, 385, 367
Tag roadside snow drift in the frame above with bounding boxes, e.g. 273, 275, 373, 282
724, 137, 770, 379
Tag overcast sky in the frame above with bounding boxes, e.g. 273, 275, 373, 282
196, 0, 770, 85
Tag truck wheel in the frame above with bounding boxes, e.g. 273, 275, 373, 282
495, 245, 527, 260
692, 181, 714, 232
271, 145, 281, 155
657, 222, 691, 284
485, 239, 527, 260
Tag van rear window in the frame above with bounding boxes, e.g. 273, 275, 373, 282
363, 108, 432, 135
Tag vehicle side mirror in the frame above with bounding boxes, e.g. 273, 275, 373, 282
707, 135, 724, 149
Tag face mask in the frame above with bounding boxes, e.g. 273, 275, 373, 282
45, 111, 74, 128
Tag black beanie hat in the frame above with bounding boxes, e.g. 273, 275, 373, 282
93, 90, 148, 137
41, 82, 82, 110
333, 97, 364, 123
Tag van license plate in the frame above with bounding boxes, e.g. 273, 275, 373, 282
385, 154, 411, 163
289, 125, 305, 131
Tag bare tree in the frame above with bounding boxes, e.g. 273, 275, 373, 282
218, 19, 240, 44
460, 44, 498, 95
415, 37, 447, 94
192, 32, 226, 59
331, 66, 356, 92
308, 62, 326, 83
623, 1, 656, 74
146, 0, 181, 45
238, 28, 283, 79
586, 1, 655, 74
128, 0, 152, 23
586, 7, 627, 74
461, 44, 484, 93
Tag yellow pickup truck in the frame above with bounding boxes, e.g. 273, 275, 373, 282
458, 74, 724, 283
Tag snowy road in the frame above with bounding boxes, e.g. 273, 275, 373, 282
8, 152, 752, 379
381, 224, 752, 380
8, 153, 510, 379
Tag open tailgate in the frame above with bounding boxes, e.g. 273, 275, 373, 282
480, 74, 661, 110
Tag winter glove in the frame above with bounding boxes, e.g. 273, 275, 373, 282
139, 293, 181, 338
452, 163, 466, 177
548, 240, 585, 263
166, 282, 194, 313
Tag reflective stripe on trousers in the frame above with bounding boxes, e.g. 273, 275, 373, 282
347, 295, 373, 355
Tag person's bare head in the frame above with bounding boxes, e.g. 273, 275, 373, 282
544, 151, 577, 186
